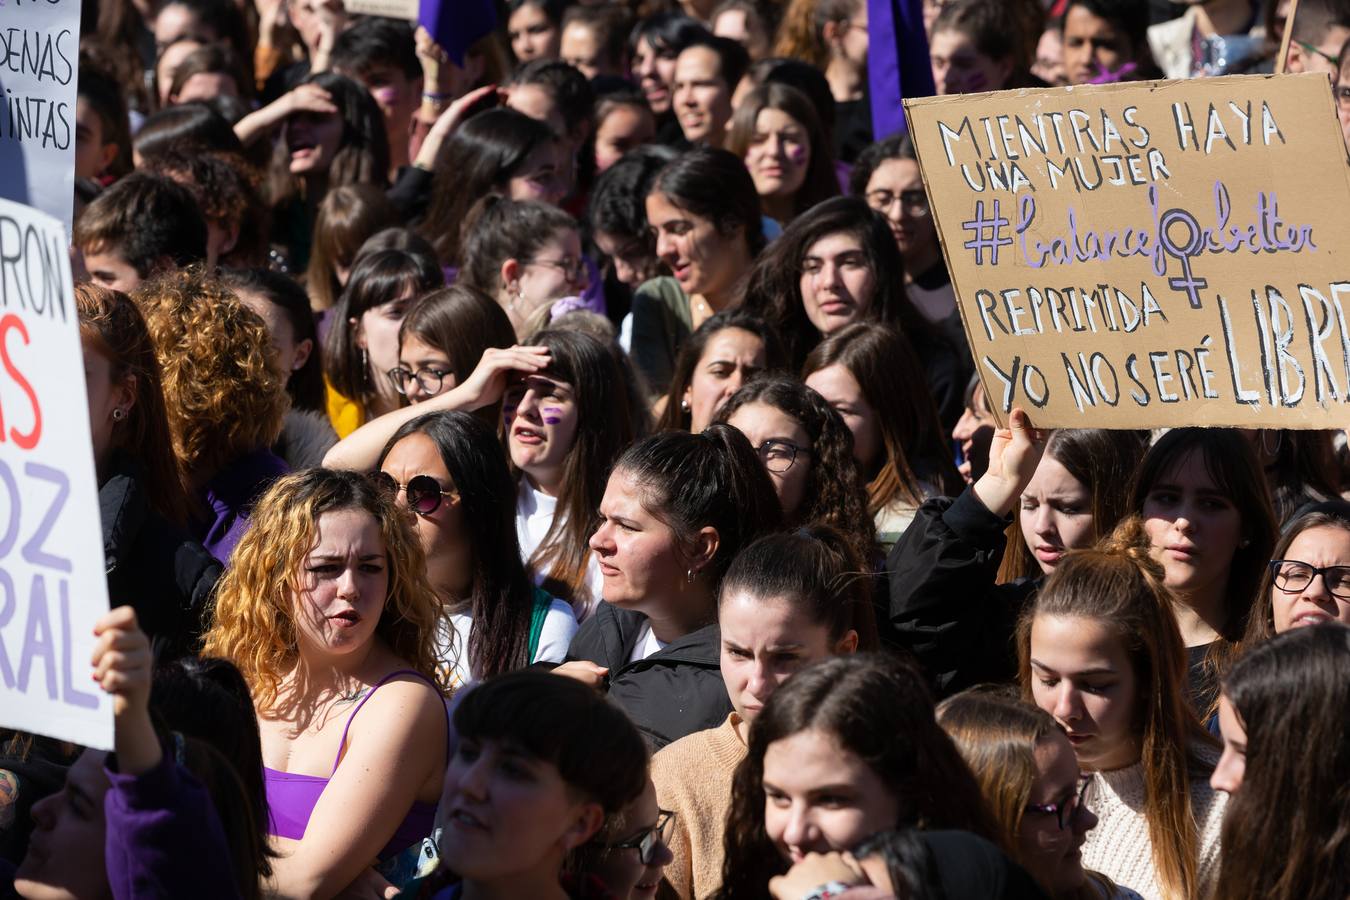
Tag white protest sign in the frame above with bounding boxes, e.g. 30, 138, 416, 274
0, 197, 112, 750
0, 0, 81, 233
342, 0, 418, 19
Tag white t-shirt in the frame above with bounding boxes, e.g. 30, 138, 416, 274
437, 598, 579, 688
515, 478, 605, 620
628, 622, 669, 664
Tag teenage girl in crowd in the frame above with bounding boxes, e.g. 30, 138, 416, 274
714, 653, 997, 900
632, 147, 767, 396
657, 311, 783, 433
429, 671, 650, 900
203, 469, 450, 896
804, 322, 963, 548
938, 690, 1144, 899
566, 425, 782, 747
1019, 521, 1225, 900
653, 527, 876, 899
725, 83, 838, 226
1242, 501, 1350, 642
391, 286, 519, 412
324, 244, 444, 437
887, 411, 1145, 695
376, 412, 576, 687
741, 196, 967, 428
717, 376, 876, 557
1210, 624, 1350, 900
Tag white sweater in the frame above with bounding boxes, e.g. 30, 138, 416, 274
1081, 758, 1227, 900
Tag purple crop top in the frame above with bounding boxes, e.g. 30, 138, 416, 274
264, 669, 449, 860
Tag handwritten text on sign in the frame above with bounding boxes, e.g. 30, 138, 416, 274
906, 74, 1350, 429
0, 198, 112, 750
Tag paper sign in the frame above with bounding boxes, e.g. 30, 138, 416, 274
343, 0, 417, 20
0, 198, 112, 751
0, 0, 81, 233
906, 74, 1350, 428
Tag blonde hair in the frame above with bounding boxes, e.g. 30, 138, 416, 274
202, 469, 451, 710
134, 267, 290, 487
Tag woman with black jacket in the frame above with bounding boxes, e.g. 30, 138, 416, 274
564, 425, 783, 749
886, 410, 1145, 697
80, 284, 220, 659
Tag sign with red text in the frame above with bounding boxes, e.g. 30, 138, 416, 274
0, 0, 81, 233
0, 198, 111, 750
906, 74, 1350, 428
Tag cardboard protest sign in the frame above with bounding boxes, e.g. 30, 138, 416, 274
343, 0, 417, 19
905, 73, 1350, 429
0, 0, 81, 233
0, 198, 112, 750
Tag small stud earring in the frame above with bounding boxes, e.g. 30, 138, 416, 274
686, 568, 695, 584
111, 408, 125, 421
680, 398, 691, 413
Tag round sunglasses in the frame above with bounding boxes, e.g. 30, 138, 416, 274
372, 472, 456, 516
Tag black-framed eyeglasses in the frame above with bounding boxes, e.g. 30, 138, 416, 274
1297, 39, 1341, 68
371, 472, 457, 516
1269, 559, 1350, 600
865, 188, 929, 216
753, 439, 811, 474
387, 366, 451, 397
1025, 777, 1094, 831
526, 256, 588, 283
598, 810, 675, 865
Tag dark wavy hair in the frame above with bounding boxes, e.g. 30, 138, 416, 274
323, 246, 445, 408
1213, 623, 1350, 900
615, 423, 784, 597
742, 195, 942, 370
523, 329, 643, 607
656, 310, 786, 432
379, 412, 539, 679
719, 525, 879, 651
715, 654, 996, 899
716, 375, 874, 555
420, 108, 560, 264
725, 82, 839, 221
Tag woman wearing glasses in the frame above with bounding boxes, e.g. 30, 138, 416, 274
716, 375, 875, 559
938, 690, 1144, 900
458, 196, 591, 340
1242, 501, 1350, 645
652, 527, 875, 899
566, 425, 782, 748
1018, 519, 1225, 900
376, 411, 577, 687
574, 781, 677, 900
740, 196, 967, 429
804, 323, 963, 550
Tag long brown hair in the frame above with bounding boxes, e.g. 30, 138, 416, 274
716, 654, 995, 900
725, 82, 839, 221
304, 184, 398, 312
1212, 623, 1350, 900
803, 323, 961, 515
76, 283, 190, 527
999, 428, 1148, 583
1017, 518, 1215, 900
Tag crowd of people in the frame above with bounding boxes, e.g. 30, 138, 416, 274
2, 0, 1350, 897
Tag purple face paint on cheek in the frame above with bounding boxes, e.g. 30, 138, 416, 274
542, 406, 563, 425
503, 403, 517, 426
787, 145, 807, 165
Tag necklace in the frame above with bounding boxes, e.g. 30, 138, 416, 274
692, 295, 712, 319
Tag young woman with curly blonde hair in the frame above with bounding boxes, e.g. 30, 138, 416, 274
134, 266, 291, 562
203, 468, 451, 897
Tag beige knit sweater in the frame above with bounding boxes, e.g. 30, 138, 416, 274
651, 713, 747, 900
1081, 758, 1227, 900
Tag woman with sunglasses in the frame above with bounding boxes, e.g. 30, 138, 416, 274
376, 411, 577, 687
1242, 501, 1350, 644
1018, 518, 1225, 900
653, 527, 875, 899
572, 780, 677, 900
938, 690, 1143, 900
716, 376, 875, 559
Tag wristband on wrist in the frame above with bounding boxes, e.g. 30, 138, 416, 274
422, 91, 451, 101
800, 882, 853, 900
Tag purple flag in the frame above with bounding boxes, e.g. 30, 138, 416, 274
867, 0, 935, 141
421, 0, 497, 67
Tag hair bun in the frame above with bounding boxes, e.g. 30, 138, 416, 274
1098, 515, 1166, 582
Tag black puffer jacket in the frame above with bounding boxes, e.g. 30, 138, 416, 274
567, 603, 731, 750
100, 452, 221, 660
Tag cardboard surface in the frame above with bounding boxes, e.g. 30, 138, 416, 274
0, 0, 80, 233
905, 73, 1350, 428
343, 0, 418, 19
0, 199, 112, 750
